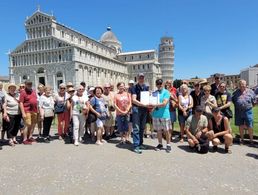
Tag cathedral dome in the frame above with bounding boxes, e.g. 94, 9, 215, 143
100, 27, 122, 53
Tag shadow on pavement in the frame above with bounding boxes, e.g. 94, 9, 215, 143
177, 145, 195, 153
246, 153, 258, 160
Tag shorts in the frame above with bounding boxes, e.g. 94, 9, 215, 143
152, 118, 172, 131
24, 112, 38, 127
96, 118, 105, 128
178, 114, 188, 125
235, 109, 253, 128
170, 111, 177, 123
116, 115, 129, 133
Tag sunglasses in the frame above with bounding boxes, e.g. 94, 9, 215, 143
156, 83, 162, 86
60, 87, 65, 90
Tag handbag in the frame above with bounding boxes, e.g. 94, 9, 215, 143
224, 109, 233, 119
54, 94, 66, 114
54, 102, 65, 114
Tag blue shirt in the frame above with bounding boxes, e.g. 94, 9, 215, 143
232, 89, 256, 111
152, 88, 170, 119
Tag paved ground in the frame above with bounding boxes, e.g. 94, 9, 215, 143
0, 134, 258, 195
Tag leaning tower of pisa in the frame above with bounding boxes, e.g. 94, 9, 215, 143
158, 37, 174, 81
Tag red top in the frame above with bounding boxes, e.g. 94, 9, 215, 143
114, 92, 131, 116
19, 89, 38, 113
169, 87, 177, 96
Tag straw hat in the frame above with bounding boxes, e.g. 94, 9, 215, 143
199, 79, 208, 85
4, 83, 17, 92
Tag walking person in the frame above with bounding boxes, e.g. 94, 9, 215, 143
39, 86, 55, 143
54, 83, 70, 140
232, 80, 256, 145
165, 80, 178, 141
151, 79, 172, 153
178, 84, 193, 142
103, 83, 116, 140
19, 80, 38, 144
90, 87, 109, 145
114, 82, 132, 144
2, 83, 22, 146
0, 82, 5, 145
70, 85, 89, 146
131, 73, 149, 154
36, 83, 44, 138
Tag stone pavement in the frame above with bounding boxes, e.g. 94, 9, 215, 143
0, 135, 258, 195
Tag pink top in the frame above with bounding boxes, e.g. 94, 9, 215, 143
114, 92, 131, 116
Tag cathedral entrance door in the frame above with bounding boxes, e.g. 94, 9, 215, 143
39, 77, 45, 86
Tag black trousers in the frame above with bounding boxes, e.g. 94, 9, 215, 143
3, 114, 22, 139
43, 117, 53, 137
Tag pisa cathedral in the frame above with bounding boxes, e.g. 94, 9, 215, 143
9, 9, 174, 91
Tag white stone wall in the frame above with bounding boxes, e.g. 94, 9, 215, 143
240, 67, 258, 88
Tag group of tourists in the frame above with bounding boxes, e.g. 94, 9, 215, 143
0, 73, 256, 154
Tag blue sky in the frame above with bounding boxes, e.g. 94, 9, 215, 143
1, 0, 258, 79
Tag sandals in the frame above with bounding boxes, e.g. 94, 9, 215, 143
225, 148, 232, 154
9, 140, 15, 147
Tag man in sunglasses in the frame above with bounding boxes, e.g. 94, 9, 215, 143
151, 79, 172, 153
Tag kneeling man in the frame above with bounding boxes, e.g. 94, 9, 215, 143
185, 106, 209, 151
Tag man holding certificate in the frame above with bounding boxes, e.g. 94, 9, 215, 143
150, 79, 172, 153
131, 73, 149, 154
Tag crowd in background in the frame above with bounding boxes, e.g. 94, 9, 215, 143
0, 73, 257, 154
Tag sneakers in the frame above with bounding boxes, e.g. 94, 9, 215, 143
133, 147, 142, 154
166, 145, 171, 153
43, 138, 50, 143
139, 145, 147, 150
74, 140, 79, 146
155, 144, 163, 151
213, 145, 218, 152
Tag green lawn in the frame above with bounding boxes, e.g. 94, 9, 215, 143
173, 106, 258, 137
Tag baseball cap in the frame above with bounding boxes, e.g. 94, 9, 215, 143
138, 73, 144, 77
129, 80, 134, 84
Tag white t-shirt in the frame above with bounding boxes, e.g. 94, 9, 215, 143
4, 93, 20, 115
39, 95, 55, 117
72, 95, 88, 115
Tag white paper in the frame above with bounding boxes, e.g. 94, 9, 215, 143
140, 91, 150, 105
140, 91, 160, 105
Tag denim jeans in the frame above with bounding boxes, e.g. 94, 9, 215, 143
132, 106, 148, 148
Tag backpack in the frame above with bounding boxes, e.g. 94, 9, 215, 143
196, 133, 209, 154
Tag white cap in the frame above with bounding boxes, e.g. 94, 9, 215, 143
129, 80, 134, 84
89, 87, 95, 91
